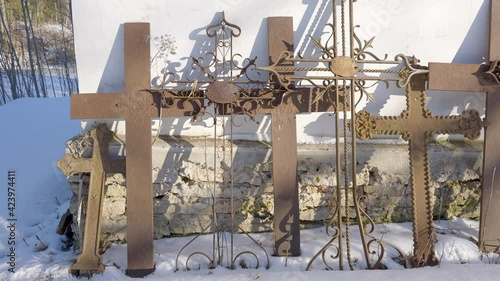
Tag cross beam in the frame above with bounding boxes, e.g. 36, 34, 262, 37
267, 17, 300, 256
428, 0, 500, 253
70, 23, 199, 277
58, 154, 125, 177
57, 124, 114, 276
355, 76, 482, 266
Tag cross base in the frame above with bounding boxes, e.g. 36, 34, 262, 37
70, 257, 105, 277
126, 267, 156, 278
411, 251, 439, 268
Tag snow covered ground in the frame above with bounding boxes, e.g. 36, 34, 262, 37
0, 98, 499, 280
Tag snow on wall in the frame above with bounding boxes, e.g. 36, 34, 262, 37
72, 0, 489, 140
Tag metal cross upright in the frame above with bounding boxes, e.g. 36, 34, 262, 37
261, 17, 302, 257
427, 0, 500, 253
247, 17, 351, 256
355, 76, 483, 266
70, 23, 200, 277
57, 124, 124, 276
161, 14, 277, 269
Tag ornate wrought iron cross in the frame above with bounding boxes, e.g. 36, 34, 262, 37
152, 13, 277, 270
259, 0, 483, 269
355, 76, 482, 266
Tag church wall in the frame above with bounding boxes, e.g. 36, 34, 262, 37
72, 0, 489, 140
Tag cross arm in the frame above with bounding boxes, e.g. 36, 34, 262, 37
71, 93, 125, 119
428, 0, 500, 92
57, 154, 126, 176
355, 110, 482, 141
251, 88, 348, 115
57, 123, 126, 176
57, 154, 92, 176
428, 63, 490, 92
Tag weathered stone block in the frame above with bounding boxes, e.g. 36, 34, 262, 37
64, 136, 483, 248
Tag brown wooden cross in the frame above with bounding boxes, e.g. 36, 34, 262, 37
70, 23, 196, 277
355, 76, 483, 266
428, 0, 500, 253
57, 124, 124, 276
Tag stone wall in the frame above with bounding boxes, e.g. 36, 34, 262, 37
65, 135, 483, 247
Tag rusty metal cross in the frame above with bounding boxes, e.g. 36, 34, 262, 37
70, 23, 195, 277
355, 76, 483, 266
428, 0, 500, 253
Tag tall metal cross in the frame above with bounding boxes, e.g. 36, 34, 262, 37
70, 23, 198, 277
355, 76, 482, 266
428, 0, 500, 253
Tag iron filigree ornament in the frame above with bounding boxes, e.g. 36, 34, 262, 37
150, 13, 273, 271
150, 12, 282, 124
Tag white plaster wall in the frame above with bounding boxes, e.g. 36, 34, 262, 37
72, 0, 488, 141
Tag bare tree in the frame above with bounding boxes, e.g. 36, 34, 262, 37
0, 0, 78, 105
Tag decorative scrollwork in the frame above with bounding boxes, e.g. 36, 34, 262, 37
353, 26, 388, 61
395, 54, 429, 88
353, 79, 387, 104
355, 196, 400, 269
306, 198, 341, 271
149, 12, 279, 123
459, 109, 483, 140
355, 110, 377, 140
175, 225, 213, 272
259, 37, 429, 109
366, 239, 386, 269
234, 228, 271, 270
484, 60, 500, 84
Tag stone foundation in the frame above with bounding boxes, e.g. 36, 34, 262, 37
65, 135, 483, 247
